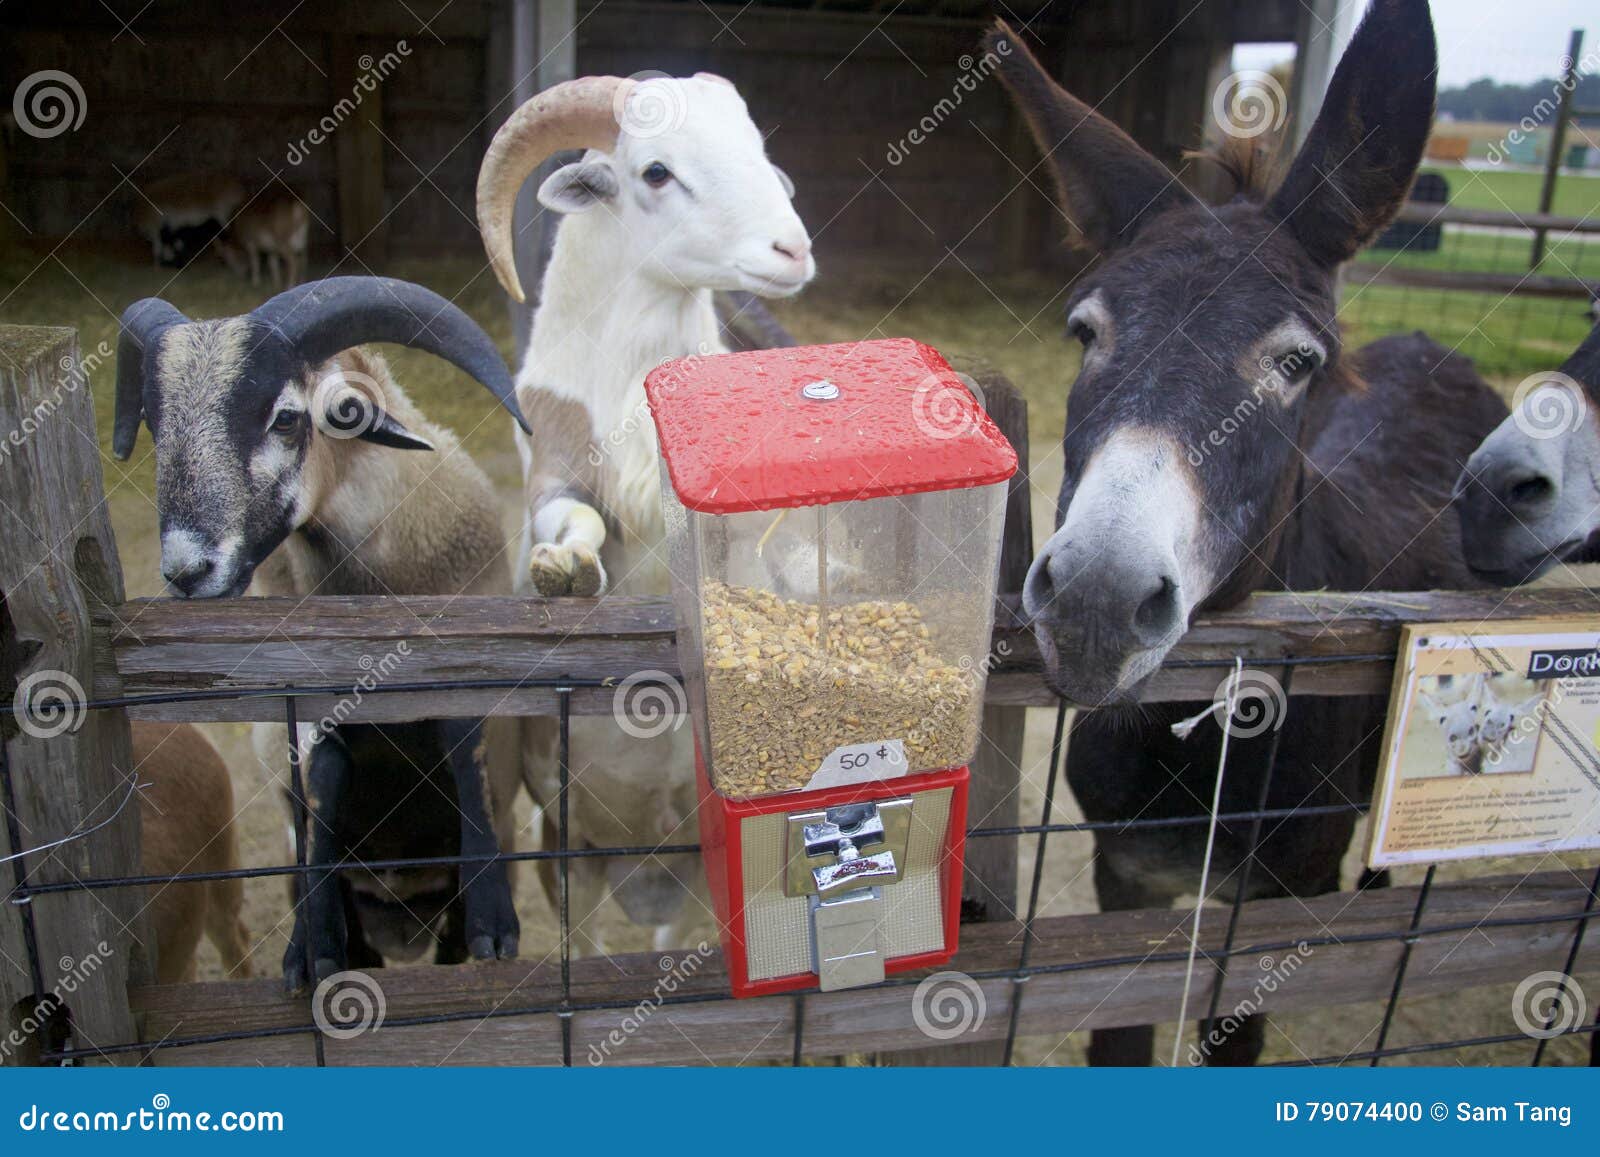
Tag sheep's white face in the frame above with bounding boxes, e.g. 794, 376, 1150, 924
538, 76, 815, 297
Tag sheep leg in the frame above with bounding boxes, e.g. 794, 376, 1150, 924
441, 718, 520, 960
528, 498, 608, 597
282, 737, 356, 992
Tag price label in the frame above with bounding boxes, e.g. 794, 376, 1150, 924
804, 739, 908, 791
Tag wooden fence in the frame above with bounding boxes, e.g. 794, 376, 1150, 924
2, 325, 1597, 1066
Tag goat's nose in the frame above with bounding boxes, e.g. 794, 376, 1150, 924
162, 556, 215, 597
772, 237, 811, 264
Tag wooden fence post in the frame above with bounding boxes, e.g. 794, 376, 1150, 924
1, 325, 149, 1065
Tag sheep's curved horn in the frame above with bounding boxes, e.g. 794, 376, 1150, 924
251, 277, 531, 434
476, 76, 630, 303
113, 297, 190, 460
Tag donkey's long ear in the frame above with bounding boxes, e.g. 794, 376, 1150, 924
986, 21, 1194, 251
1268, 0, 1437, 268
1558, 322, 1600, 390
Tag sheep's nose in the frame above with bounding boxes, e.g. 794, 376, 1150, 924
772, 237, 811, 264
162, 556, 215, 597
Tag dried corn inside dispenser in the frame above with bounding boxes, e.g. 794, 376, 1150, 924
646, 338, 1017, 996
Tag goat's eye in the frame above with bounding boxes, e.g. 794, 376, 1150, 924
270, 409, 303, 434
642, 162, 672, 188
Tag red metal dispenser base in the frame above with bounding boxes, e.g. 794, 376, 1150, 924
697, 760, 968, 998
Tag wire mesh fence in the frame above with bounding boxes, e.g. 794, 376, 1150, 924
4, 652, 1597, 1068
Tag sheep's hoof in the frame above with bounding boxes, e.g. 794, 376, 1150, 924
528, 542, 607, 597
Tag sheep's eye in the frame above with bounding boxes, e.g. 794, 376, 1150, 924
642, 162, 672, 188
270, 409, 303, 434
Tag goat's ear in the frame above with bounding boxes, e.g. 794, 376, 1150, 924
1267, 0, 1437, 267
772, 164, 795, 198
537, 158, 619, 213
986, 20, 1193, 251
356, 412, 436, 453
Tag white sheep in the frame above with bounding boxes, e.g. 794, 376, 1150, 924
475, 72, 815, 952
114, 277, 530, 988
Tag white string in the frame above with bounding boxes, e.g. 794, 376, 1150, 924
1168, 655, 1242, 1067
0, 774, 147, 867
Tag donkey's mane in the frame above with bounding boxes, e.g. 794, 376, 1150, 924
1184, 132, 1288, 204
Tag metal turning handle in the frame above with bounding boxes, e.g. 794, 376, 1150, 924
784, 798, 913, 899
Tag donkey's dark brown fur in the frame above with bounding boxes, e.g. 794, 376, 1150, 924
992, 0, 1508, 1064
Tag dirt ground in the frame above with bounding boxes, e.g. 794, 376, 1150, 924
3, 247, 1596, 1065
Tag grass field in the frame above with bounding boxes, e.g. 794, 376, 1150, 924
1418, 163, 1600, 219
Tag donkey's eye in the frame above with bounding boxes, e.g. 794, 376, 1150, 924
1071, 321, 1097, 347
642, 162, 672, 188
270, 409, 303, 434
1273, 347, 1323, 383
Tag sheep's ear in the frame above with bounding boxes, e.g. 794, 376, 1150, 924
357, 412, 435, 452
537, 158, 619, 213
773, 164, 795, 198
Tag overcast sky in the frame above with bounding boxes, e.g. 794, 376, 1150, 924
1233, 1, 1591, 89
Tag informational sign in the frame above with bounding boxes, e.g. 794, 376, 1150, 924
1369, 618, 1600, 867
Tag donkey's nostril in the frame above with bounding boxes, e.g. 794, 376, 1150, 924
1505, 473, 1555, 508
1132, 575, 1180, 640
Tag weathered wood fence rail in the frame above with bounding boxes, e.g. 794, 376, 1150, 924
99, 587, 1600, 721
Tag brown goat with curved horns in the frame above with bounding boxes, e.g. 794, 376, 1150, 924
114, 278, 531, 990
993, 0, 1508, 1064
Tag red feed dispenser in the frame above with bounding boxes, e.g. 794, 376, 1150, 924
646, 338, 1017, 996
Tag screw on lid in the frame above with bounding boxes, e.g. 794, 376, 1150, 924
801, 379, 839, 401
644, 338, 1019, 514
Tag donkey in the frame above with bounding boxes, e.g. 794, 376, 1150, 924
992, 0, 1509, 1064
1455, 322, 1600, 582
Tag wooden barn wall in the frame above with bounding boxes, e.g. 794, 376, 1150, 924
1, 0, 1238, 271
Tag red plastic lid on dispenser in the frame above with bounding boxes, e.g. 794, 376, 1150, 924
644, 338, 1018, 513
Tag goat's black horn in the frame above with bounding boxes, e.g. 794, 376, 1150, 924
113, 298, 190, 460
251, 277, 530, 434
